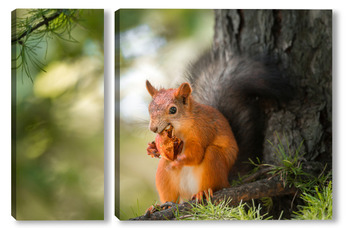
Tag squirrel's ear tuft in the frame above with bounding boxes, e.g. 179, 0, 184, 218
146, 80, 158, 97
176, 82, 192, 104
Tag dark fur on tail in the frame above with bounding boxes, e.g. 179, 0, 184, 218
186, 50, 292, 179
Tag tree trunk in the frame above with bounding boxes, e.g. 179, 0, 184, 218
213, 9, 332, 218
213, 9, 332, 169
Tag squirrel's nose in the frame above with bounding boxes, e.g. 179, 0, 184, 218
150, 126, 158, 133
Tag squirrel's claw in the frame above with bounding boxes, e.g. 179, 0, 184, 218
144, 204, 158, 217
147, 141, 160, 158
159, 201, 177, 209
144, 202, 177, 217
191, 188, 213, 203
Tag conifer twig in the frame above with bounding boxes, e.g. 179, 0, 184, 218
12, 9, 64, 44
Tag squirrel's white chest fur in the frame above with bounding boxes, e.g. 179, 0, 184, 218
179, 166, 199, 202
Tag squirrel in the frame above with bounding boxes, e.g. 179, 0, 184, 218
145, 49, 292, 205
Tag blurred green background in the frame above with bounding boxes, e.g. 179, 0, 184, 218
116, 9, 214, 220
12, 9, 104, 220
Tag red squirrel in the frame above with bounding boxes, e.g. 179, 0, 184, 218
146, 80, 238, 203
146, 50, 292, 205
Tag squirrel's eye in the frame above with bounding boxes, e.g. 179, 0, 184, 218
169, 106, 177, 114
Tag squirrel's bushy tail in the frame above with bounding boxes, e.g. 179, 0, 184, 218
186, 50, 292, 178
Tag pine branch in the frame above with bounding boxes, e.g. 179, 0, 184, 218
12, 9, 64, 44
12, 9, 81, 80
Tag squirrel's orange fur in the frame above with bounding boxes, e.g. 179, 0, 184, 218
146, 80, 238, 203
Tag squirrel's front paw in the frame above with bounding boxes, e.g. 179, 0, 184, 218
170, 154, 186, 168
147, 141, 160, 158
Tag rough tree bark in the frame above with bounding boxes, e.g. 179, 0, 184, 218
215, 9, 332, 218
130, 9, 332, 220
214, 10, 332, 167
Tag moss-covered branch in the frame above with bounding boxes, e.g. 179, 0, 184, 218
130, 177, 296, 220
